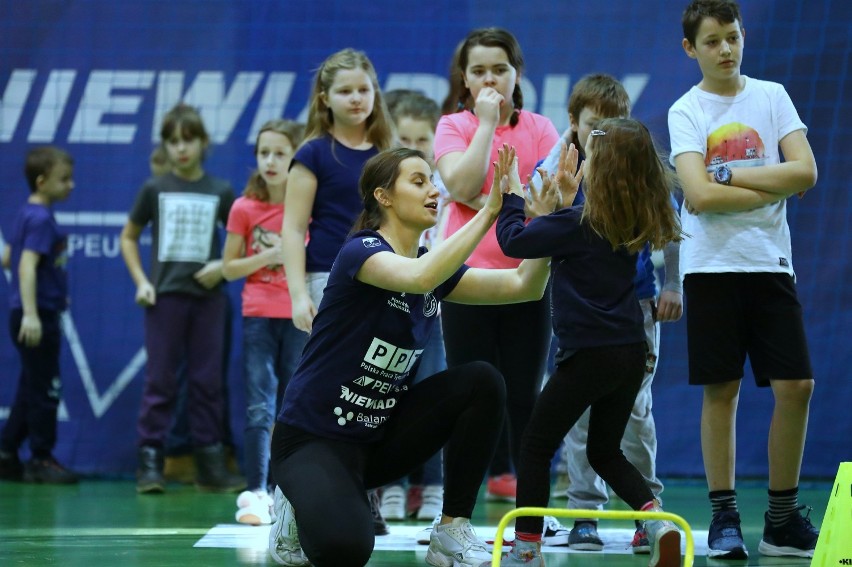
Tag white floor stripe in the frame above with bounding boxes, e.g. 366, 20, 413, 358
195, 523, 710, 556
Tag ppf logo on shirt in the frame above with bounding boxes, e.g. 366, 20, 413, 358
363, 337, 422, 374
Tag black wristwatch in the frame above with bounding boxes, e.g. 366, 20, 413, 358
714, 164, 732, 185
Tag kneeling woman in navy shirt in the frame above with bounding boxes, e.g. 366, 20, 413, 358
268, 146, 549, 567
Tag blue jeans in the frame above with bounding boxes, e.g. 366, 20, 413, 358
242, 316, 308, 491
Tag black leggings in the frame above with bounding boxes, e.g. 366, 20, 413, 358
270, 361, 505, 567
514, 342, 655, 535
441, 295, 552, 474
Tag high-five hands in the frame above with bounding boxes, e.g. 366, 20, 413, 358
554, 141, 583, 208
485, 144, 518, 218
526, 168, 560, 218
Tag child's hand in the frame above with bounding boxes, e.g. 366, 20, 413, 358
555, 142, 583, 207
474, 87, 504, 127
656, 290, 683, 322
194, 261, 224, 290
525, 168, 561, 218
135, 281, 156, 307
18, 313, 42, 347
261, 242, 286, 268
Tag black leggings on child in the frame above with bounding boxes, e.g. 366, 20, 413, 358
514, 341, 655, 536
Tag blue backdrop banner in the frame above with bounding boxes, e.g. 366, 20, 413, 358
1, 0, 849, 478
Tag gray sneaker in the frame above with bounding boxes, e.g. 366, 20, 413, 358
268, 487, 311, 566
645, 504, 681, 567
425, 517, 492, 567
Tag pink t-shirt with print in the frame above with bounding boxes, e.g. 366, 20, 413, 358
434, 110, 559, 269
226, 196, 293, 319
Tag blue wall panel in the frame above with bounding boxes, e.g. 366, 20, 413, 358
1, 0, 849, 478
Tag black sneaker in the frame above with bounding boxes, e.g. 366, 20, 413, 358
707, 509, 748, 559
568, 521, 604, 551
0, 450, 23, 481
757, 506, 819, 558
23, 456, 79, 484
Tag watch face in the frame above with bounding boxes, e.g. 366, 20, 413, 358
715, 165, 731, 184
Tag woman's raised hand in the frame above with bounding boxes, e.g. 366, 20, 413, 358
484, 144, 518, 217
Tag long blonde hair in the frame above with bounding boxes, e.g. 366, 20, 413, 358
581, 118, 683, 253
302, 48, 394, 151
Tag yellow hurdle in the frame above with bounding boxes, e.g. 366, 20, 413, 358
491, 507, 695, 567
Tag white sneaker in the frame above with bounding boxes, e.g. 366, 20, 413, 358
268, 487, 310, 566
417, 485, 444, 520
236, 490, 273, 526
425, 517, 492, 567
417, 513, 442, 545
542, 515, 570, 546
380, 485, 406, 521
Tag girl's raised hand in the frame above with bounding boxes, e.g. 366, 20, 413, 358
525, 168, 561, 217
555, 141, 583, 207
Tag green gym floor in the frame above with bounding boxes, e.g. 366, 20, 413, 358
0, 478, 828, 566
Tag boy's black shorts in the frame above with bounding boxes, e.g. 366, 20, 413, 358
684, 272, 812, 386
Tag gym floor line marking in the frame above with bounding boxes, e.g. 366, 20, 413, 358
195, 524, 710, 555
0, 527, 209, 537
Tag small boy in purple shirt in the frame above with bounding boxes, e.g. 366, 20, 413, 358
0, 146, 78, 484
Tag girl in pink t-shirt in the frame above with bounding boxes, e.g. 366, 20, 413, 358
433, 27, 559, 504
222, 119, 309, 526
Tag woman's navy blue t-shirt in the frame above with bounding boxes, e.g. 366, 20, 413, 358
278, 230, 468, 442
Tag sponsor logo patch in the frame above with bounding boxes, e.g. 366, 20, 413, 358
333, 406, 354, 426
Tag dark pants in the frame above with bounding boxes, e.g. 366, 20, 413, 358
441, 295, 551, 475
271, 361, 505, 567
1, 309, 62, 459
514, 342, 654, 536
165, 292, 235, 455
137, 293, 226, 448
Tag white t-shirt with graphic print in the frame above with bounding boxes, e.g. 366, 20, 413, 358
668, 76, 806, 276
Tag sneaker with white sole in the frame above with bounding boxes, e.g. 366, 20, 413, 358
631, 521, 651, 554
757, 506, 819, 558
568, 521, 604, 551
236, 490, 273, 525
380, 485, 406, 521
645, 503, 681, 567
707, 509, 748, 559
542, 515, 570, 546
268, 487, 310, 566
417, 485, 444, 520
425, 517, 492, 567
